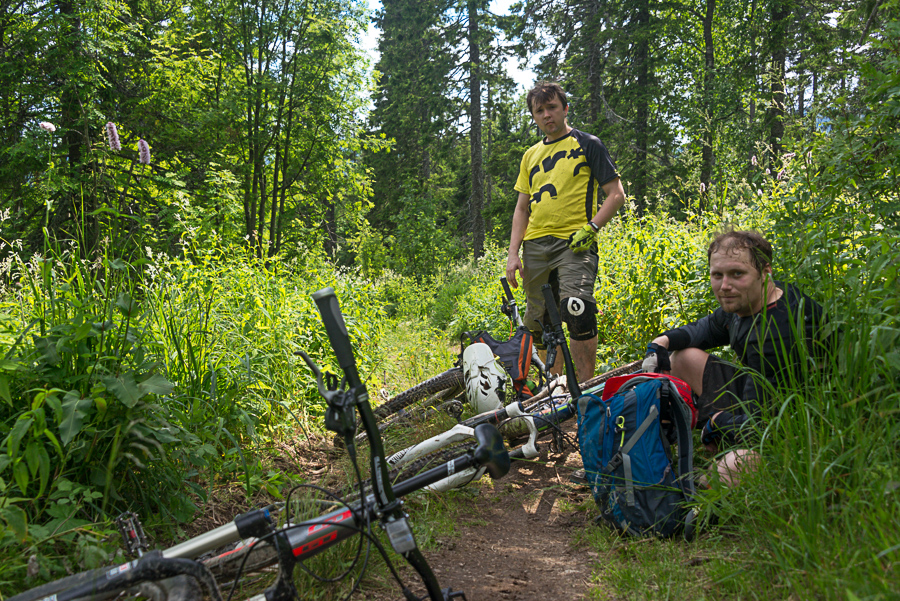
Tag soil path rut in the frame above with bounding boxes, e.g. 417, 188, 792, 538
430, 446, 600, 600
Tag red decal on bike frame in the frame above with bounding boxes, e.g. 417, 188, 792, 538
295, 530, 338, 556
294, 510, 353, 557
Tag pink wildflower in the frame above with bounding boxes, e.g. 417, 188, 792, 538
106, 122, 121, 151
757, 189, 763, 196
39, 121, 56, 133
751, 155, 758, 166
765, 168, 771, 176
138, 139, 151, 165
777, 169, 786, 181
783, 152, 796, 159
699, 182, 706, 194
807, 151, 813, 161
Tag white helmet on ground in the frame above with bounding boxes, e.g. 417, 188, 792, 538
462, 342, 507, 413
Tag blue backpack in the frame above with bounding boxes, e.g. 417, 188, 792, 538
576, 373, 699, 540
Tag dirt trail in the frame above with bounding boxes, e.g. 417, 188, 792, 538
356, 417, 611, 601
187, 428, 610, 600
427, 444, 605, 601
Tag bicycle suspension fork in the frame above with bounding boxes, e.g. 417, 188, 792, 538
540, 284, 583, 400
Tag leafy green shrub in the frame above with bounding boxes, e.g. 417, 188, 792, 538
592, 209, 720, 365
0, 235, 391, 588
375, 270, 431, 319
444, 245, 519, 340
0, 247, 192, 517
0, 242, 204, 591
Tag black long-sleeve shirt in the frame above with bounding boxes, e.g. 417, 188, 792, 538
662, 282, 830, 438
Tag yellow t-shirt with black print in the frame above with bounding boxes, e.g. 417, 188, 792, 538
514, 129, 619, 241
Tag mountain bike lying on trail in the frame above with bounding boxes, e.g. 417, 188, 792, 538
11, 288, 510, 601
349, 277, 552, 445
348, 283, 641, 494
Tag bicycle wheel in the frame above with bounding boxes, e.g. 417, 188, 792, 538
342, 441, 480, 500
8, 567, 118, 601
524, 359, 641, 406
372, 367, 464, 421
134, 576, 202, 601
8, 570, 202, 601
341, 368, 465, 447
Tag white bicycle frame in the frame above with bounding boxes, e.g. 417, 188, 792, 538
385, 376, 616, 492
386, 401, 541, 492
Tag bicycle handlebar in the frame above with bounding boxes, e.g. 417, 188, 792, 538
500, 276, 514, 301
311, 288, 362, 389
13, 292, 511, 601
310, 287, 471, 601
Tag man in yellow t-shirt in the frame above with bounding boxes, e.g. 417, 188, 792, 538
506, 82, 626, 382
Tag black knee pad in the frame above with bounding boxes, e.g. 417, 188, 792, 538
560, 297, 598, 341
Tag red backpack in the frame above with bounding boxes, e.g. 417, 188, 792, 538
602, 372, 698, 429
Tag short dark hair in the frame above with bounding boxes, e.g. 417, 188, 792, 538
707, 229, 773, 275
526, 81, 568, 114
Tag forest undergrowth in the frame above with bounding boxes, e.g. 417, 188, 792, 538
1, 176, 897, 598
2, 82, 899, 601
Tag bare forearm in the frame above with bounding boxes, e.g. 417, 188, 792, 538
592, 178, 626, 229
651, 335, 670, 348
508, 212, 527, 255
591, 189, 625, 229
508, 195, 530, 257
506, 193, 531, 288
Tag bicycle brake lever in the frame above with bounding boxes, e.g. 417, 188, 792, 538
298, 350, 329, 397
298, 350, 357, 440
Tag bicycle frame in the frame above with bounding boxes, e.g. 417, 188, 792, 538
384, 283, 628, 488
386, 378, 612, 485
16, 289, 511, 601
499, 276, 547, 379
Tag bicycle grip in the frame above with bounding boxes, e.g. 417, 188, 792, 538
500, 276, 514, 301
311, 287, 361, 387
541, 284, 562, 327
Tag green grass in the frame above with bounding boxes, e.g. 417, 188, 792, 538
1, 164, 897, 600
374, 320, 458, 399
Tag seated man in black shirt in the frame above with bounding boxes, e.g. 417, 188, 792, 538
642, 230, 831, 486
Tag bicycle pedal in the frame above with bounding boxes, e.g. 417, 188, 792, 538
116, 512, 149, 557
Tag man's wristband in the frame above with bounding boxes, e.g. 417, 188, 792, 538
588, 221, 600, 232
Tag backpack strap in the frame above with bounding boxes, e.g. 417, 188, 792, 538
660, 379, 699, 541
664, 381, 696, 498
617, 402, 659, 506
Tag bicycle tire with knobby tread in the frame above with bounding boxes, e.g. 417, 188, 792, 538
8, 570, 202, 601
342, 441, 480, 500
8, 567, 118, 601
372, 368, 464, 421
337, 368, 465, 447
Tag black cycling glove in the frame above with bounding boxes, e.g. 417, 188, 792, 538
641, 342, 672, 373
